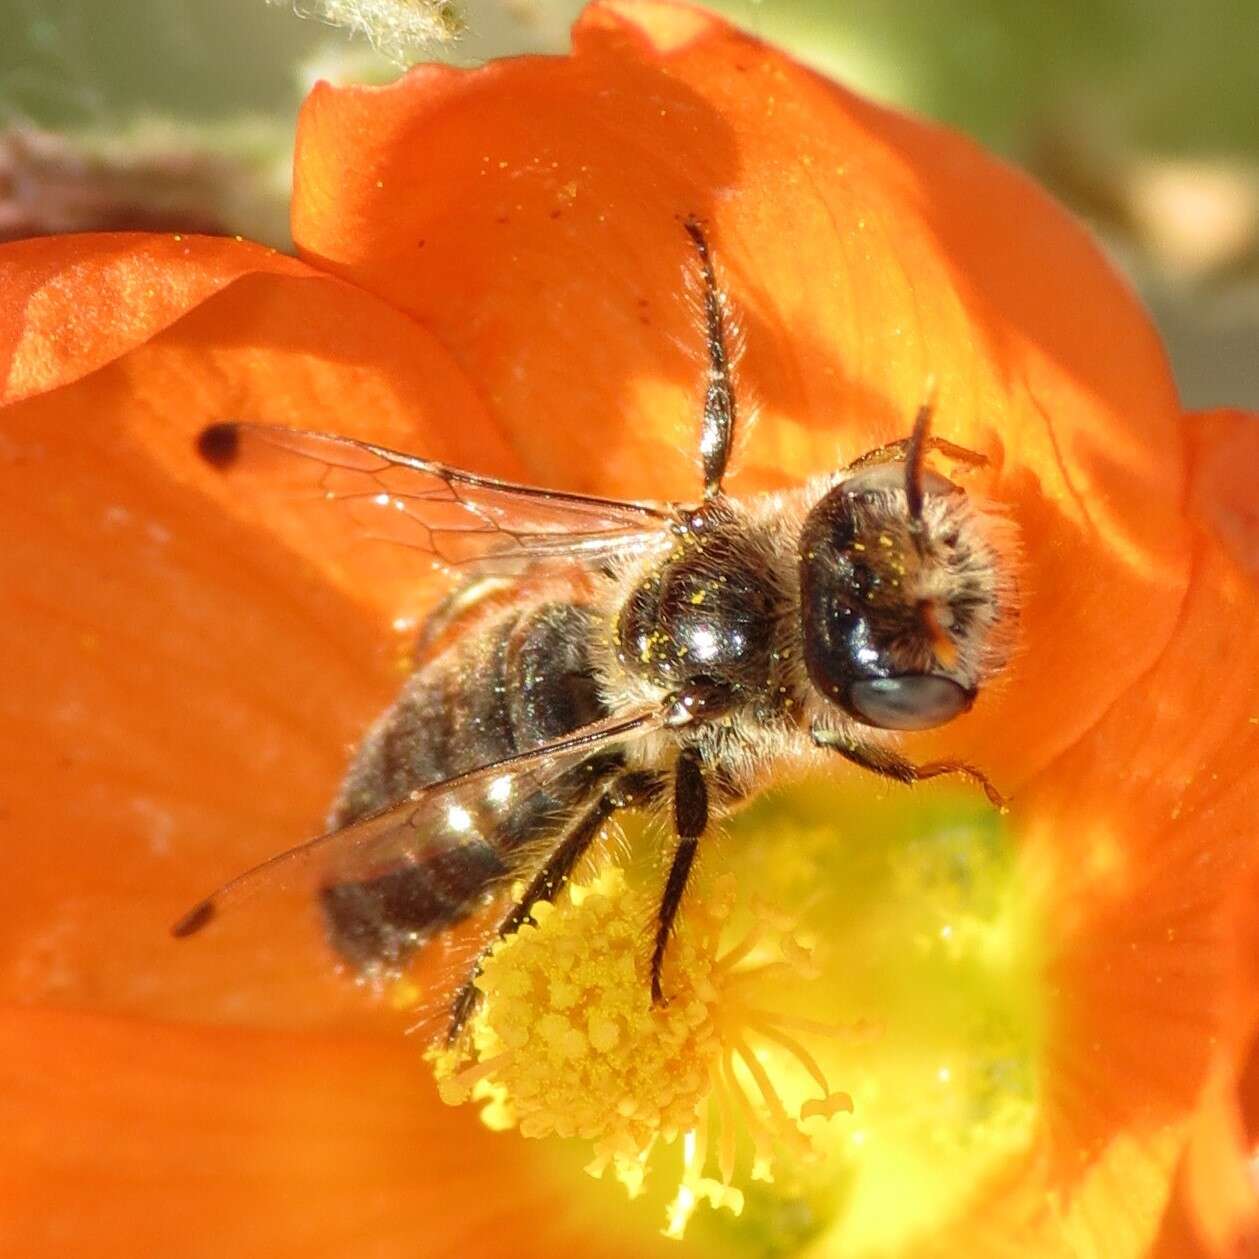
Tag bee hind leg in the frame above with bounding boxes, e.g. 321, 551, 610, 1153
650, 746, 709, 1005
446, 768, 664, 1044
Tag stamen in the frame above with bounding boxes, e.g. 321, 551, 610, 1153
750, 1010, 879, 1040
713, 921, 765, 972
732, 1036, 809, 1155
722, 960, 797, 987
714, 1063, 738, 1186
750, 1019, 834, 1098
724, 1050, 779, 1182
800, 1093, 856, 1121
426, 865, 858, 1236
432, 1050, 508, 1105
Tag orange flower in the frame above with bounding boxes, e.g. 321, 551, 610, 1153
1, 2, 1257, 1255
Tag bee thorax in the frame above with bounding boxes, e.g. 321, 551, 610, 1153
615, 503, 784, 697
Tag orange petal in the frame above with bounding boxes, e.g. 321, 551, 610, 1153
1187, 408, 1259, 581
1027, 525, 1259, 1155
0, 232, 310, 404
0, 1005, 670, 1259
293, 0, 1190, 789
892, 519, 1259, 1258
1158, 408, 1259, 1258
1151, 1054, 1259, 1259
1186, 410, 1259, 1048
898, 403, 1259, 1256
0, 268, 519, 1029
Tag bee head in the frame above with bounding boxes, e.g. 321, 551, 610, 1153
797, 435, 1015, 732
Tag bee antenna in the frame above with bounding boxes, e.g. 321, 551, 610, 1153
904, 381, 937, 524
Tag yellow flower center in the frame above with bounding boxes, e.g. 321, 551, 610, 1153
428, 862, 856, 1238
423, 776, 1044, 1253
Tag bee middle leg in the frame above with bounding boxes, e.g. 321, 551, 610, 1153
683, 217, 736, 500
650, 746, 708, 1005
447, 767, 664, 1043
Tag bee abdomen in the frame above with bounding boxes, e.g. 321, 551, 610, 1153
321, 597, 610, 972
319, 840, 507, 973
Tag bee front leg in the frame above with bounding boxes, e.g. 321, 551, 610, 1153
811, 724, 1006, 811
650, 746, 708, 1005
844, 427, 989, 473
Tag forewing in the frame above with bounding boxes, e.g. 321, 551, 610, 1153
198, 423, 671, 578
171, 708, 662, 938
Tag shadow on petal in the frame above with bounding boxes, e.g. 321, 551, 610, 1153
292, 0, 1190, 789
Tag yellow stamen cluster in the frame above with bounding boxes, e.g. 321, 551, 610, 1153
428, 866, 855, 1237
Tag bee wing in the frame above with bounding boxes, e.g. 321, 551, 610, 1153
198, 422, 672, 577
171, 707, 662, 938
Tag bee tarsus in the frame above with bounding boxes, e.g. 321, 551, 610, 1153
811, 724, 1007, 811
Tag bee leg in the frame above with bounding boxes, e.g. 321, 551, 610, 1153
845, 428, 989, 473
683, 217, 736, 499
650, 747, 708, 1005
811, 725, 1006, 811
446, 769, 663, 1044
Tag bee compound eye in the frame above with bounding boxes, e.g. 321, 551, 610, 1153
846, 675, 974, 731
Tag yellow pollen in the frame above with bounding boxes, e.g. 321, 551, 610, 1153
427, 867, 856, 1237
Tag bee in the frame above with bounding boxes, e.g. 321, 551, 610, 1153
173, 220, 1019, 1041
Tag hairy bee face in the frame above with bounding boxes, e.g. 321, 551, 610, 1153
798, 463, 1011, 731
